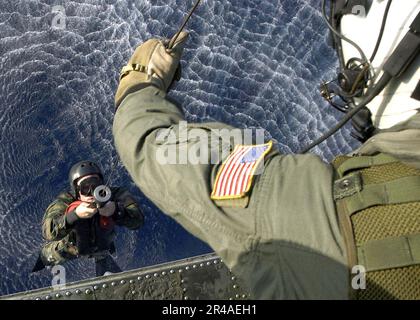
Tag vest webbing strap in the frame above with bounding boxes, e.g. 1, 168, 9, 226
357, 233, 420, 272
345, 175, 420, 216
337, 153, 398, 177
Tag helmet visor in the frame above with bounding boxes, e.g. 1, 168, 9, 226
78, 176, 103, 197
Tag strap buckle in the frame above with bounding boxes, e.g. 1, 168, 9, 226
333, 172, 363, 200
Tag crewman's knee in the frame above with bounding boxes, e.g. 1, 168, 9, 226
41, 240, 78, 266
42, 223, 58, 242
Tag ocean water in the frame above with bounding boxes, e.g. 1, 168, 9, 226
0, 0, 359, 295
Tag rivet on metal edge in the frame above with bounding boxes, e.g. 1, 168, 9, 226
93, 285, 99, 290
206, 262, 211, 266
137, 276, 142, 280
131, 291, 136, 295
161, 271, 166, 276
235, 294, 240, 298
192, 264, 197, 269
242, 294, 247, 298
185, 266, 190, 270
35, 298, 41, 300
65, 291, 72, 297
199, 263, 204, 267
183, 288, 187, 292
102, 284, 108, 289
231, 276, 236, 281
75, 289, 81, 294
181, 279, 185, 284
229, 298, 233, 301
154, 273, 159, 277
145, 274, 151, 279
178, 269, 183, 273
85, 289, 92, 295
184, 296, 189, 300
111, 282, 116, 286
213, 260, 218, 264
55, 293, 61, 298
45, 295, 51, 300
169, 269, 174, 274
120, 280, 126, 284
233, 285, 238, 289
129, 280, 135, 284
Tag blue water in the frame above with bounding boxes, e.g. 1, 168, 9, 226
0, 0, 359, 295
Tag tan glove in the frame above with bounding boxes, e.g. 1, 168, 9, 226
115, 32, 189, 108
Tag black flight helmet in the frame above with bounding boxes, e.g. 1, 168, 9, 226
69, 161, 104, 196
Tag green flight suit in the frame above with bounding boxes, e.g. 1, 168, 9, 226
113, 86, 350, 299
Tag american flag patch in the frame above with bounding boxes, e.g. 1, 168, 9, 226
211, 141, 273, 200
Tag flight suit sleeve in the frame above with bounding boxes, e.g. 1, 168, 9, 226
42, 194, 73, 241
113, 86, 255, 258
113, 188, 144, 230
113, 86, 349, 299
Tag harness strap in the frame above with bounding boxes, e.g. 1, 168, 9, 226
357, 233, 420, 272
334, 175, 420, 216
336, 153, 398, 177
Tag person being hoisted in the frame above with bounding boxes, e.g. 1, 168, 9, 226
32, 160, 144, 276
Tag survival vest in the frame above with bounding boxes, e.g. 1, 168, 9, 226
332, 153, 420, 299
59, 194, 116, 257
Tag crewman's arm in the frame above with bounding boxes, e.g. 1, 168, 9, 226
42, 193, 76, 241
112, 34, 349, 299
112, 31, 308, 272
112, 188, 144, 230
113, 85, 252, 251
112, 32, 227, 245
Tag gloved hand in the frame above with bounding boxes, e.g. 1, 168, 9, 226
98, 201, 116, 217
115, 32, 189, 108
75, 202, 98, 219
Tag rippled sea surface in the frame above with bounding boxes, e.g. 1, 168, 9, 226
0, 0, 359, 295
